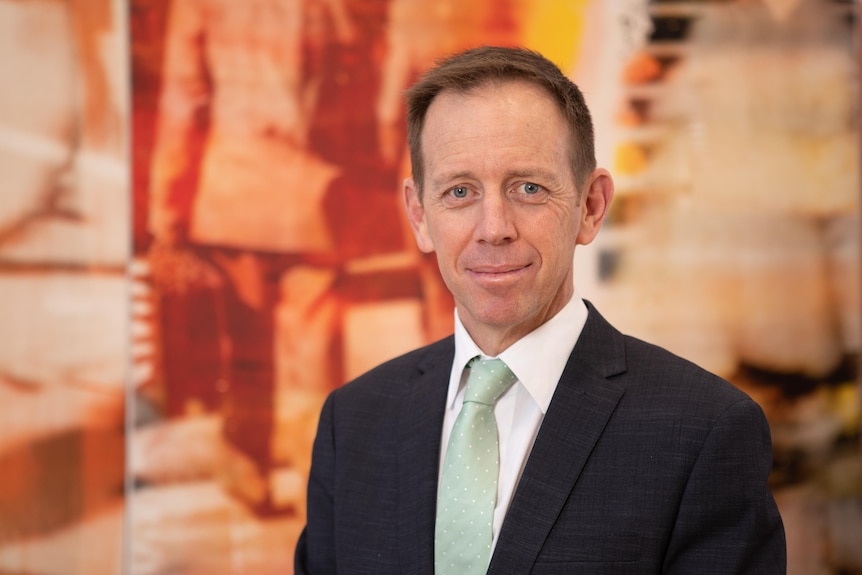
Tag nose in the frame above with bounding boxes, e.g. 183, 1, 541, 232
474, 192, 517, 245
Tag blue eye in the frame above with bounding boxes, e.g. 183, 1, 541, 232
451, 186, 468, 198
522, 182, 541, 195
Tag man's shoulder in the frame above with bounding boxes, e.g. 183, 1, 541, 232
615, 331, 759, 425
582, 303, 753, 410
334, 335, 455, 399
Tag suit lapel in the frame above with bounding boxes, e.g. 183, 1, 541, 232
488, 305, 628, 573
397, 338, 454, 575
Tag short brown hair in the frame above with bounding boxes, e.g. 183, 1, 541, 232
405, 46, 596, 198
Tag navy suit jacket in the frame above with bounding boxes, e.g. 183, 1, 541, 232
296, 303, 786, 574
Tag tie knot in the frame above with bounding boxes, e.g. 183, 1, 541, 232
463, 358, 517, 406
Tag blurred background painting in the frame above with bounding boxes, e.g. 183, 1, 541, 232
0, 1, 859, 574
0, 0, 127, 572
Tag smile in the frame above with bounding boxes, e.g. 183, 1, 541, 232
467, 264, 531, 282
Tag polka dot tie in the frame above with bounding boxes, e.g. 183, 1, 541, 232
435, 358, 517, 575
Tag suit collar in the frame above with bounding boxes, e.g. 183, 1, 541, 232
570, 300, 628, 379
488, 303, 628, 573
451, 296, 590, 414
397, 337, 454, 575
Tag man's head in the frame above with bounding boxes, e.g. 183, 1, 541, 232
402, 46, 614, 355
405, 46, 597, 199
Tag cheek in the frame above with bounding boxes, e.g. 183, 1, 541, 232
536, 221, 579, 269
426, 215, 468, 255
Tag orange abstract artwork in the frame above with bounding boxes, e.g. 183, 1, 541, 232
0, 1, 858, 574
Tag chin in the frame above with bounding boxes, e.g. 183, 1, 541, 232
473, 302, 536, 331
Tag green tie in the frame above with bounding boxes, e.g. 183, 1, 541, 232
435, 358, 518, 575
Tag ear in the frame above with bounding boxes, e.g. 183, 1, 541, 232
575, 168, 614, 246
403, 177, 435, 253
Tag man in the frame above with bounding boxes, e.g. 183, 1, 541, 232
295, 46, 786, 574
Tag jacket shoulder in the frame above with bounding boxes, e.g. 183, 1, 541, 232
581, 302, 753, 413
333, 335, 454, 399
620, 333, 751, 407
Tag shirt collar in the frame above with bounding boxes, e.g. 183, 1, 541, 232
449, 292, 589, 413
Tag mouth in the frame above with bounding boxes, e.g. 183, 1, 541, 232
467, 263, 532, 282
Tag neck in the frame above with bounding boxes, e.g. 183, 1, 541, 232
459, 290, 574, 357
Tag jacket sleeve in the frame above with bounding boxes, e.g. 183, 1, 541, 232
295, 392, 338, 575
663, 397, 787, 574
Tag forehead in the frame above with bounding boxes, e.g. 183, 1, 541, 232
421, 80, 573, 180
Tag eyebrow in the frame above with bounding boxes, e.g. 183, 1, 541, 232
506, 168, 560, 183
431, 167, 561, 188
431, 171, 474, 187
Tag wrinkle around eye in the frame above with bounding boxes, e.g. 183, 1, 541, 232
440, 185, 479, 207
512, 182, 550, 203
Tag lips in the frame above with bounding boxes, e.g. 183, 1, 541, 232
469, 264, 528, 274
467, 263, 532, 283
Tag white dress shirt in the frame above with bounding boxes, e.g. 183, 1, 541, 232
438, 293, 589, 554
